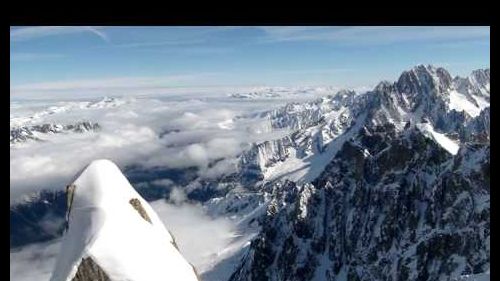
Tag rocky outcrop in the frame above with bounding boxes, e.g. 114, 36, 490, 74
129, 198, 152, 223
229, 65, 490, 281
10, 121, 100, 144
230, 125, 489, 281
10, 65, 490, 281
454, 69, 490, 99
71, 257, 110, 281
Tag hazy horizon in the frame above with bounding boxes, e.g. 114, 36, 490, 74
11, 26, 490, 99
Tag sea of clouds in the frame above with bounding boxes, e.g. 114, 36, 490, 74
10, 87, 333, 280
10, 86, 333, 204
11, 88, 328, 203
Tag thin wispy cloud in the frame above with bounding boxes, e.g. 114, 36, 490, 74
10, 27, 490, 95
257, 26, 490, 46
99, 26, 240, 49
430, 38, 490, 49
106, 41, 232, 55
276, 67, 355, 75
110, 39, 206, 49
10, 26, 110, 43
11, 53, 65, 62
154, 46, 233, 55
10, 73, 225, 98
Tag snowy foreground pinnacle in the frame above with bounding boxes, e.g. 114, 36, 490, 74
50, 159, 200, 281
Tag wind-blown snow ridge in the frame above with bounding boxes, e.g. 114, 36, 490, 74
417, 122, 460, 155
50, 159, 199, 281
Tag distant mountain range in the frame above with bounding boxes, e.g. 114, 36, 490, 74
229, 65, 490, 281
10, 65, 490, 281
10, 121, 100, 144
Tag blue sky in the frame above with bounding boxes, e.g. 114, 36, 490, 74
10, 26, 490, 98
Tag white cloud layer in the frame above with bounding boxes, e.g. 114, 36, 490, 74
10, 90, 326, 203
10, 239, 61, 281
10, 73, 226, 99
151, 200, 238, 273
11, 26, 109, 42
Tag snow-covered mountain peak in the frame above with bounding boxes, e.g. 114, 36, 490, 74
373, 80, 394, 93
470, 68, 490, 86
232, 65, 490, 190
10, 65, 489, 281
50, 159, 200, 281
334, 88, 356, 97
69, 159, 135, 209
396, 64, 453, 97
453, 68, 490, 100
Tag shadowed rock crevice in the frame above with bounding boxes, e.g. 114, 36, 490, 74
129, 198, 152, 223
71, 257, 110, 281
66, 184, 76, 223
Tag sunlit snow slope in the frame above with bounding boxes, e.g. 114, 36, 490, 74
50, 159, 199, 281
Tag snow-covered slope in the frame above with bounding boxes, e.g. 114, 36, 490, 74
228, 66, 490, 281
417, 122, 460, 155
231, 127, 490, 281
10, 65, 490, 281
50, 159, 199, 281
234, 65, 490, 188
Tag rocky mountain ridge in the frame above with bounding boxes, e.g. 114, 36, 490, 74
10, 121, 100, 144
228, 65, 490, 281
9, 65, 490, 281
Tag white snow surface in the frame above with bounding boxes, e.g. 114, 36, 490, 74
263, 112, 367, 183
50, 159, 199, 281
417, 123, 460, 155
448, 90, 485, 118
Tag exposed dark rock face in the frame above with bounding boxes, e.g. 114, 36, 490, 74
454, 69, 490, 101
230, 125, 489, 281
129, 198, 152, 223
10, 65, 489, 281
465, 108, 490, 143
66, 184, 76, 223
71, 257, 110, 281
231, 66, 490, 281
65, 122, 100, 133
